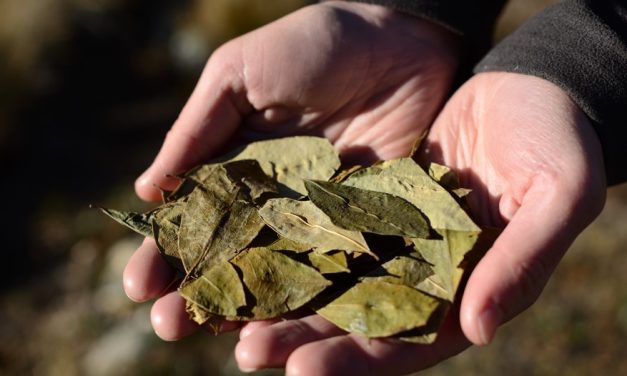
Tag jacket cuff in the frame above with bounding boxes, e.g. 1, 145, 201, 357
344, 0, 507, 66
475, 0, 627, 185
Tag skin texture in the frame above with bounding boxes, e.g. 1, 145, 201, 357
124, 2, 607, 375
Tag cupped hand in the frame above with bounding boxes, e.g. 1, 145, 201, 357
233, 72, 607, 375
123, 1, 461, 340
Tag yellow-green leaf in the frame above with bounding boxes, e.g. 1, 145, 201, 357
343, 158, 480, 232
258, 198, 373, 257
179, 261, 246, 318
316, 280, 440, 337
217, 136, 340, 196
231, 247, 331, 320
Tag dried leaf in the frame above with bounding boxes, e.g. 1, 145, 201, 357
427, 162, 459, 190
152, 202, 185, 273
178, 161, 274, 273
216, 136, 340, 196
329, 165, 363, 183
179, 260, 246, 318
412, 230, 480, 301
304, 180, 430, 238
98, 207, 155, 238
343, 158, 480, 232
188, 159, 277, 203
258, 198, 373, 257
177, 185, 236, 272
393, 302, 451, 344
99, 136, 492, 342
367, 254, 433, 288
231, 247, 331, 319
308, 251, 349, 274
315, 280, 440, 337
266, 236, 313, 254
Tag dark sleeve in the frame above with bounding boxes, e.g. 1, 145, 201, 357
474, 0, 627, 186
345, 0, 507, 66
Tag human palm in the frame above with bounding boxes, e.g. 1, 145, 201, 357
124, 1, 606, 373
231, 72, 607, 375
125, 1, 460, 343
134, 1, 459, 202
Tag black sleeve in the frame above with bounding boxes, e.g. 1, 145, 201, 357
345, 0, 507, 67
475, 0, 627, 186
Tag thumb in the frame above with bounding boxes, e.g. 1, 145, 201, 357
460, 177, 603, 345
135, 44, 251, 201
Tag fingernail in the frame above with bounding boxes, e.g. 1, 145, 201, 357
477, 305, 503, 345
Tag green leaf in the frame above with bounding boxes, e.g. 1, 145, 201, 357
258, 198, 373, 257
315, 280, 440, 337
231, 247, 331, 320
304, 180, 430, 238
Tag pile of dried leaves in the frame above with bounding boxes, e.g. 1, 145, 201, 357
101, 136, 495, 343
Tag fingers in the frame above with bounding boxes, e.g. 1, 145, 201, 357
151, 291, 199, 341
235, 315, 345, 372
236, 312, 470, 375
460, 180, 599, 345
123, 238, 177, 302
136, 43, 251, 202
284, 335, 463, 376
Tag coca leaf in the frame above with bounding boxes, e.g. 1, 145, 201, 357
304, 180, 430, 238
258, 198, 373, 257
231, 247, 331, 320
412, 230, 480, 301
343, 158, 480, 232
367, 254, 433, 288
216, 136, 340, 196
179, 260, 247, 318
266, 236, 313, 254
188, 159, 277, 203
308, 251, 349, 274
152, 202, 185, 273
178, 161, 274, 273
99, 207, 155, 238
315, 280, 440, 337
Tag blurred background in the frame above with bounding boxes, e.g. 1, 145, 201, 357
1, 0, 626, 375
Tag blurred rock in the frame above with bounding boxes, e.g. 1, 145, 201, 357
91, 236, 141, 316
81, 306, 153, 376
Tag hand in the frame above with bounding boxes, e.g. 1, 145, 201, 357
232, 72, 607, 375
123, 1, 461, 340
